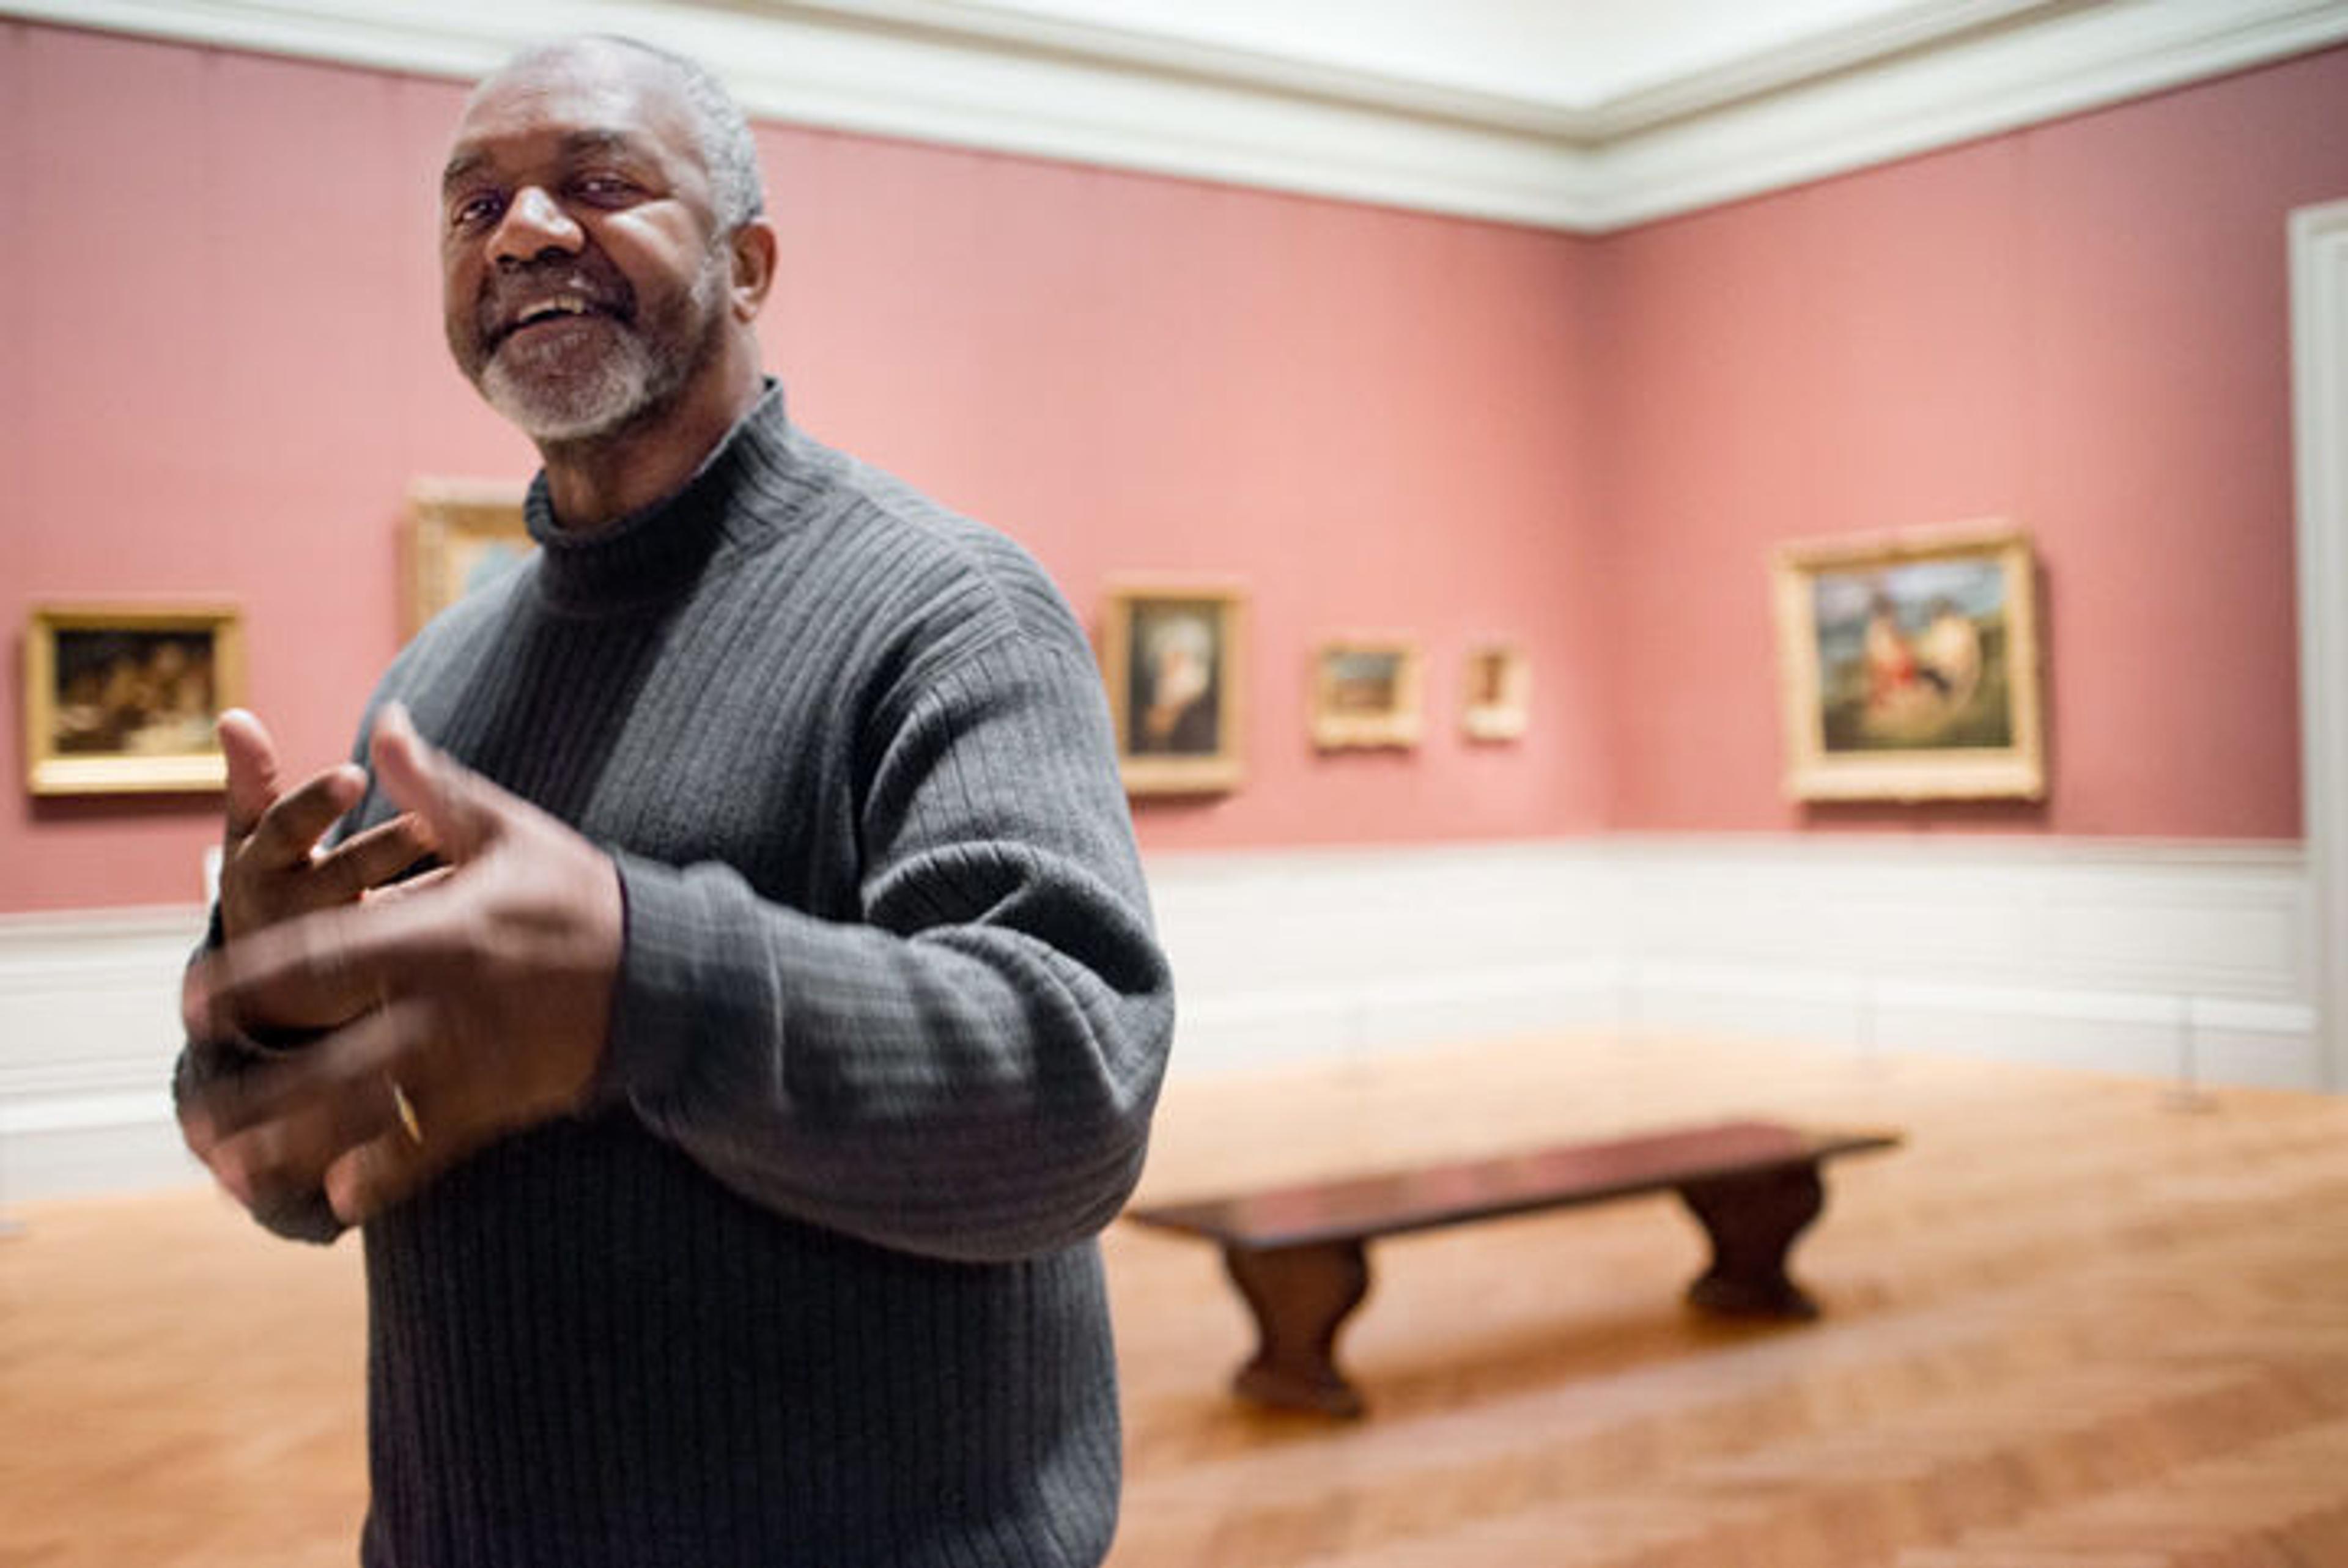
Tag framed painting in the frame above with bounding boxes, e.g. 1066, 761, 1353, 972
23, 603, 245, 795
1098, 581, 1247, 795
1771, 520, 2045, 801
404, 480, 534, 636
1461, 642, 1530, 741
1310, 638, 1423, 751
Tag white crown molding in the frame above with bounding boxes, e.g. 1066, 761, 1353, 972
1582, 0, 2061, 134
1586, 0, 2348, 229
8, 0, 2347, 230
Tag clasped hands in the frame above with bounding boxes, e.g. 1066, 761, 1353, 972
179, 703, 622, 1227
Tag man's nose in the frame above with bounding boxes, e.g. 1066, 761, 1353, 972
490, 186, 583, 265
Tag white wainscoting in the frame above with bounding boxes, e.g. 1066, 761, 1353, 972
0, 836, 2315, 1203
0, 907, 211, 1205
1148, 836, 2316, 1086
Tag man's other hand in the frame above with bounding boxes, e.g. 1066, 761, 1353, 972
215, 708, 435, 1030
182, 704, 624, 1225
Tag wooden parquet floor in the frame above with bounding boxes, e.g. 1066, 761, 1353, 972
1109, 1034, 2348, 1568
6, 1033, 2347, 1567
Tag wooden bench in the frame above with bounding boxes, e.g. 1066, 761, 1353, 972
1125, 1119, 1901, 1417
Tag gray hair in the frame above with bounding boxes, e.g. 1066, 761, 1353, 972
500, 35, 767, 232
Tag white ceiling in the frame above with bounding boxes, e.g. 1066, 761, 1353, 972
962, 0, 1999, 109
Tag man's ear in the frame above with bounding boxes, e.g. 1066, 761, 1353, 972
729, 218, 780, 321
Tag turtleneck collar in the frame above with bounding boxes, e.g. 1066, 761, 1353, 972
523, 380, 792, 615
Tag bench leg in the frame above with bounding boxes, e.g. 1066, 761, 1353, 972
1222, 1240, 1372, 1418
1676, 1161, 1826, 1319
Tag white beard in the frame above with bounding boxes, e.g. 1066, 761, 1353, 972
477, 251, 728, 444
480, 324, 668, 443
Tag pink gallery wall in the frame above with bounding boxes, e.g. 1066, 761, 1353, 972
0, 21, 1604, 914
2, 24, 2336, 915
1592, 44, 2348, 838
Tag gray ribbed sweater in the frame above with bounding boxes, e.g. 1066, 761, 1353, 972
188, 385, 1174, 1566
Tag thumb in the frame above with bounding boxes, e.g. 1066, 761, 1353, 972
218, 709, 282, 841
367, 704, 502, 863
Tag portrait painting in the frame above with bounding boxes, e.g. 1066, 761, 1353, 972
1310, 639, 1423, 750
1771, 521, 2045, 801
24, 604, 245, 795
405, 480, 534, 636
1461, 642, 1530, 741
1098, 581, 1246, 795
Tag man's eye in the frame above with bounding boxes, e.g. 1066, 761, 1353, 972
450, 193, 504, 230
572, 175, 640, 204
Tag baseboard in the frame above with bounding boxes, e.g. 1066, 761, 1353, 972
0, 835, 2317, 1202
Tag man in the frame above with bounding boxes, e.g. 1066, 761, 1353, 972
175, 35, 1173, 1567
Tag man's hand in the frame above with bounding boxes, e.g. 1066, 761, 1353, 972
182, 704, 625, 1226
215, 709, 435, 1030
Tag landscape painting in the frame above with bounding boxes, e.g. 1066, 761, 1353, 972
1773, 523, 2044, 801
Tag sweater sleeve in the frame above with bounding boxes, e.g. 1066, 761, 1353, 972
591, 632, 1175, 1264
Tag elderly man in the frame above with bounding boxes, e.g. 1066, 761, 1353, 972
176, 35, 1173, 1568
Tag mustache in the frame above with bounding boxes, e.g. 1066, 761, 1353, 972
474, 258, 636, 352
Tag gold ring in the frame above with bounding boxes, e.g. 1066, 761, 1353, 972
389, 1079, 424, 1146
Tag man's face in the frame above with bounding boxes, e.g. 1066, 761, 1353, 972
440, 49, 733, 444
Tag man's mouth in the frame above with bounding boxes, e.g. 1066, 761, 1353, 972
515, 295, 598, 326
487, 290, 626, 350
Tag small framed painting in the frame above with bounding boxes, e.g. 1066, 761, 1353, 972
404, 480, 534, 636
1098, 581, 1247, 796
1461, 642, 1529, 741
1310, 639, 1423, 751
1771, 520, 2045, 801
23, 603, 245, 795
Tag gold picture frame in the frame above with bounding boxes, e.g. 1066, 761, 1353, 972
1310, 638, 1423, 751
23, 603, 245, 796
1098, 581, 1247, 796
404, 479, 534, 636
1461, 642, 1530, 742
1771, 520, 2045, 802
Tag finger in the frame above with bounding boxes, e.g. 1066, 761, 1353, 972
181, 996, 423, 1141
240, 764, 369, 873
193, 1009, 423, 1204
178, 1084, 229, 1165
325, 1124, 442, 1224
365, 863, 457, 906
186, 896, 446, 1044
219, 709, 282, 843
206, 1090, 392, 1210
370, 704, 508, 864
312, 812, 438, 902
